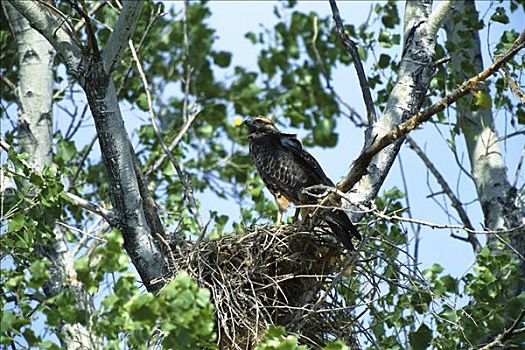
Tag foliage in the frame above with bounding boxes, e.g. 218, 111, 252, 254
1, 0, 524, 349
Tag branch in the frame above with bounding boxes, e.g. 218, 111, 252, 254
73, 0, 107, 32
145, 109, 200, 179
64, 192, 117, 225
338, 30, 525, 194
427, 0, 453, 38
11, 0, 166, 292
7, 0, 82, 72
102, 0, 144, 73
502, 65, 525, 103
479, 310, 525, 350
328, 0, 376, 124
129, 39, 206, 233
303, 185, 523, 236
406, 136, 482, 253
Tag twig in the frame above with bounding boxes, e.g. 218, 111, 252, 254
68, 134, 98, 190
303, 184, 524, 236
432, 56, 451, 68
182, 0, 191, 122
73, 0, 107, 32
337, 30, 525, 194
513, 146, 524, 189
66, 0, 100, 57
406, 136, 482, 252
310, 15, 365, 126
102, 1, 144, 73
116, 2, 163, 97
329, 0, 376, 125
145, 108, 200, 179
397, 154, 421, 275
64, 192, 117, 225
478, 309, 525, 349
502, 65, 525, 103
0, 75, 16, 91
129, 39, 206, 233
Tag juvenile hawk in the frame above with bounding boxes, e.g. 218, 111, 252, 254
244, 116, 361, 250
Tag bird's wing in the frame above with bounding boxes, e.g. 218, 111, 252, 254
280, 133, 335, 187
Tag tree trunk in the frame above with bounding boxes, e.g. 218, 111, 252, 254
3, 3, 98, 349
7, 0, 168, 293
344, 1, 450, 218
444, 0, 525, 291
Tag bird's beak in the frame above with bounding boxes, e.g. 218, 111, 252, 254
243, 118, 252, 126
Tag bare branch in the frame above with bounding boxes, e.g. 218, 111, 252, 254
102, 0, 144, 73
328, 0, 376, 125
427, 0, 453, 38
502, 65, 525, 103
64, 192, 117, 225
73, 0, 107, 32
304, 184, 524, 236
407, 136, 482, 253
145, 109, 200, 179
479, 310, 525, 350
129, 39, 206, 233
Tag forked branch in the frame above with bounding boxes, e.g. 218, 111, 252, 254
338, 30, 525, 194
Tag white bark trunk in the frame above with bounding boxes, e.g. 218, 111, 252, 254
345, 1, 452, 218
4, 2, 53, 170
3, 3, 98, 349
445, 0, 524, 286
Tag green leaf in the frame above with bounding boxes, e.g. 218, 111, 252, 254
323, 340, 350, 350
137, 93, 149, 111
378, 54, 391, 68
409, 323, 432, 350
1, 311, 15, 332
212, 51, 232, 68
245, 32, 257, 44
474, 91, 492, 109
491, 7, 510, 24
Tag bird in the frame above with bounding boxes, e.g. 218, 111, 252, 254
243, 116, 361, 250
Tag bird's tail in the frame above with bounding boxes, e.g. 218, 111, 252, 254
324, 209, 361, 250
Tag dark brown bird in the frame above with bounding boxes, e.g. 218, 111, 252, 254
244, 116, 361, 249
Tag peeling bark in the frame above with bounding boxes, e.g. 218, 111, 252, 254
444, 0, 524, 289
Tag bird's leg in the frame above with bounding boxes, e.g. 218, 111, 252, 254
276, 210, 283, 226
292, 207, 301, 222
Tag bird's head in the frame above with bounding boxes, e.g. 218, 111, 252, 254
243, 116, 279, 136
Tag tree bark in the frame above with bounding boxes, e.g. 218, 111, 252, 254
7, 0, 167, 292
343, 1, 452, 219
444, 0, 525, 289
3, 3, 98, 349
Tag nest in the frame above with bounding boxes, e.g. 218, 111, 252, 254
156, 223, 360, 349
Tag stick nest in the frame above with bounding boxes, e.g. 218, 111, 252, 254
156, 223, 360, 349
